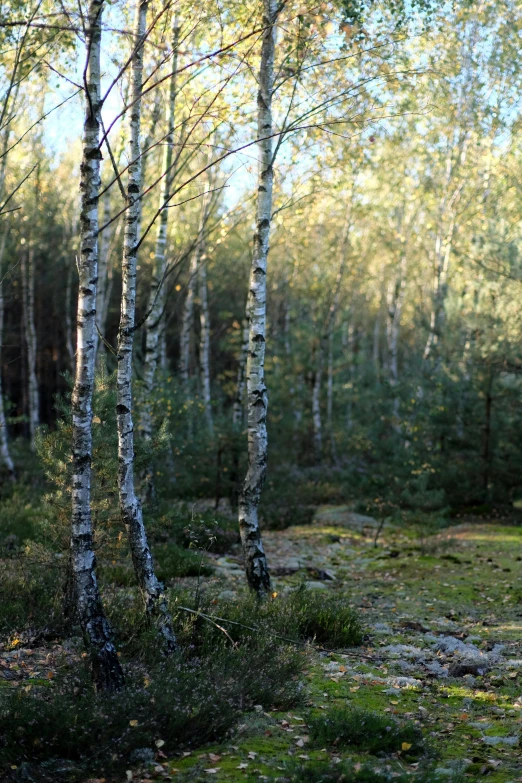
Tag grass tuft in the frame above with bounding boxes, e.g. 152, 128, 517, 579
308, 705, 423, 755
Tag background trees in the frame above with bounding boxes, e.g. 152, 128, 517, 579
0, 0, 522, 560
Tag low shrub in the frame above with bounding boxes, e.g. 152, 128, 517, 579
170, 586, 363, 653
0, 558, 63, 636
308, 706, 423, 755
0, 637, 304, 781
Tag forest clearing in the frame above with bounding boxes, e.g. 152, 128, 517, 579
1, 0, 522, 780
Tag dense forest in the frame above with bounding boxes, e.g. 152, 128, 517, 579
1, 1, 522, 781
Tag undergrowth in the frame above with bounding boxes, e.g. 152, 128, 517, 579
308, 706, 424, 756
0, 638, 304, 781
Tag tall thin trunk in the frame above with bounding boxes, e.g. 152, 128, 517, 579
312, 211, 350, 463
0, 233, 15, 480
180, 250, 197, 396
386, 251, 406, 427
21, 247, 39, 450
198, 247, 213, 434
238, 0, 279, 596
94, 187, 112, 362
482, 369, 494, 501
0, 105, 16, 478
141, 14, 180, 446
232, 313, 249, 428
71, 0, 123, 691
116, 0, 176, 652
65, 257, 75, 373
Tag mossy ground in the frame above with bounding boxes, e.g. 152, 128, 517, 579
163, 509, 522, 782
2, 507, 522, 781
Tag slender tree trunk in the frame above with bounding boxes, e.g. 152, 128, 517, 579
232, 313, 249, 428
386, 251, 406, 427
141, 14, 180, 449
312, 354, 323, 460
71, 0, 123, 691
180, 250, 197, 396
238, 0, 279, 596
0, 233, 15, 480
94, 187, 112, 362
21, 247, 39, 449
482, 369, 494, 501
65, 258, 75, 373
116, 0, 176, 652
198, 247, 213, 434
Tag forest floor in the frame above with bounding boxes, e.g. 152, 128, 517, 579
2, 507, 522, 782
167, 507, 522, 782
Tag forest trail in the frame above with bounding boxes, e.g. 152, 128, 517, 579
173, 509, 522, 782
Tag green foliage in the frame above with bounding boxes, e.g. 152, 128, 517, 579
154, 541, 211, 581
168, 586, 363, 654
308, 706, 423, 755
0, 558, 63, 636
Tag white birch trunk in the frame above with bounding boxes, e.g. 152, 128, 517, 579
65, 257, 75, 373
94, 186, 111, 362
21, 247, 39, 450
0, 233, 15, 480
386, 251, 406, 426
179, 248, 197, 395
238, 0, 279, 595
198, 247, 213, 434
312, 355, 323, 459
116, 0, 176, 653
232, 313, 249, 428
71, 0, 123, 691
140, 15, 180, 444
0, 119, 16, 478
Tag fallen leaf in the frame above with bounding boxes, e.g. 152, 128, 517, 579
402, 742, 412, 751
155, 739, 165, 748
208, 753, 221, 762
129, 720, 138, 727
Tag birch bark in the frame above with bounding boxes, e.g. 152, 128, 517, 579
232, 313, 249, 428
179, 249, 197, 396
116, 0, 176, 652
0, 233, 15, 480
0, 117, 15, 478
198, 245, 213, 434
238, 0, 279, 595
141, 14, 180, 445
71, 0, 123, 691
21, 247, 39, 450
94, 186, 111, 362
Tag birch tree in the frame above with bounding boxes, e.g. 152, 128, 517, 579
198, 241, 213, 434
21, 245, 39, 448
140, 13, 180, 458
93, 187, 112, 363
0, 233, 15, 480
238, 0, 279, 595
70, 0, 123, 691
116, 0, 176, 652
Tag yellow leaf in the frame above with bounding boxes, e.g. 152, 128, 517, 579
401, 742, 412, 751
92, 415, 101, 424
129, 720, 138, 727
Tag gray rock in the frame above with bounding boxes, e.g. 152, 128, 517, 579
425, 661, 449, 678
482, 735, 519, 746
381, 644, 425, 659
306, 580, 328, 589
386, 675, 422, 688
130, 747, 156, 763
